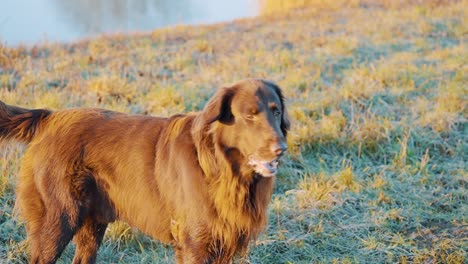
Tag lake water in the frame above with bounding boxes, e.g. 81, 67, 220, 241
0, 0, 260, 46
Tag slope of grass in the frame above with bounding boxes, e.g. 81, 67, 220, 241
1, 0, 467, 263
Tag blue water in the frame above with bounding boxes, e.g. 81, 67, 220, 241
0, 0, 259, 46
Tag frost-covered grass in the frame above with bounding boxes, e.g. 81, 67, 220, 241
1, 0, 466, 263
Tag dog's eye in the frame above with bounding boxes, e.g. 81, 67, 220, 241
274, 110, 281, 118
270, 105, 281, 118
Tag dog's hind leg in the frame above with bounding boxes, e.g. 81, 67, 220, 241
16, 161, 46, 264
17, 172, 79, 264
36, 210, 80, 263
72, 217, 107, 264
19, 155, 88, 263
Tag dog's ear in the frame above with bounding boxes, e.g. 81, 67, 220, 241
269, 82, 290, 137
281, 105, 291, 137
201, 87, 237, 125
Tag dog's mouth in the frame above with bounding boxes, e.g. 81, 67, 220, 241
248, 156, 280, 177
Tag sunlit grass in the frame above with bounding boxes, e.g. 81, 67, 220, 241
1, 0, 467, 263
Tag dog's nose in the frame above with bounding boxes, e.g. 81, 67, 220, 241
272, 142, 288, 157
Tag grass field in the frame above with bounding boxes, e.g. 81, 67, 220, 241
0, 0, 467, 263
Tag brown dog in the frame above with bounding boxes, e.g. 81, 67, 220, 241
0, 79, 290, 264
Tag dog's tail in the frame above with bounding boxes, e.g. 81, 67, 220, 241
0, 101, 51, 143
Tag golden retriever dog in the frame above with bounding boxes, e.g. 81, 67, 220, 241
0, 79, 290, 264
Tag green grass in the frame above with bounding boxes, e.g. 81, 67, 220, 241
1, 0, 467, 263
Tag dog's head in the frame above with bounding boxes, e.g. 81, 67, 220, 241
197, 79, 290, 177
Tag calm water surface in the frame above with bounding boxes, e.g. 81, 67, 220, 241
1, 0, 259, 46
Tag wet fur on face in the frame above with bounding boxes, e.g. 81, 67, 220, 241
0, 79, 290, 264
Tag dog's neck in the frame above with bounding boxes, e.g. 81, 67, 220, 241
197, 127, 273, 254
191, 119, 274, 255
220, 145, 255, 180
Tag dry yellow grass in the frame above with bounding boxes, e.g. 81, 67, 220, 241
1, 0, 467, 263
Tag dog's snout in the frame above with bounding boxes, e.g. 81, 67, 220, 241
272, 142, 288, 157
